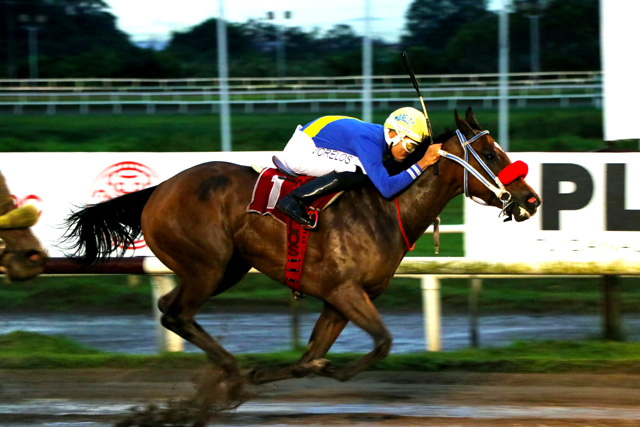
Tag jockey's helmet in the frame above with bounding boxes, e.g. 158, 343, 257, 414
384, 107, 429, 153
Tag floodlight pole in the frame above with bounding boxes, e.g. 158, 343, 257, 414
498, 0, 510, 151
18, 14, 47, 82
217, 0, 232, 151
361, 0, 373, 123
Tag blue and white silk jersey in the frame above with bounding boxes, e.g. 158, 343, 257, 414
280, 115, 423, 199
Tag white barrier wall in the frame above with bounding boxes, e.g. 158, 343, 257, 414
0, 152, 279, 257
601, 1, 640, 141
3, 151, 640, 262
465, 153, 640, 262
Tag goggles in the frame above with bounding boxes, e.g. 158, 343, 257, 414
401, 136, 418, 154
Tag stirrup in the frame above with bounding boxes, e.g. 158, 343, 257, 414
277, 198, 317, 229
290, 209, 318, 230
301, 210, 319, 230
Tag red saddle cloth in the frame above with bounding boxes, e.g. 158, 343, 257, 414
247, 168, 339, 223
247, 168, 341, 292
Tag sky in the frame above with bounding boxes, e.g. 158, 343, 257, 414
104, 0, 503, 45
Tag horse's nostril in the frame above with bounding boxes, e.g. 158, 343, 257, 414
526, 196, 541, 208
25, 250, 46, 264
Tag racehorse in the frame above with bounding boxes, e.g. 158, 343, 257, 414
63, 108, 540, 396
0, 171, 47, 281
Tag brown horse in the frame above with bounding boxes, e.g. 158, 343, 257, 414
64, 108, 540, 389
0, 171, 47, 281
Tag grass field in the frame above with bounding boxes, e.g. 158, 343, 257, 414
2, 331, 640, 373
2, 107, 636, 153
3, 271, 640, 315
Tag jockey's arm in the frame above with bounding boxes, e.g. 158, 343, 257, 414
356, 149, 421, 199
416, 144, 442, 171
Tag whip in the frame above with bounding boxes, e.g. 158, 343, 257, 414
401, 51, 437, 176
401, 51, 440, 252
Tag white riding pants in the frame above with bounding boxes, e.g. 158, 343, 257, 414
279, 126, 364, 177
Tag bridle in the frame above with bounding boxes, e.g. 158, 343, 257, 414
0, 200, 40, 258
438, 129, 528, 220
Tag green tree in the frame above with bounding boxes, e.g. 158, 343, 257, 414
441, 13, 499, 73
320, 25, 362, 52
538, 0, 599, 71
166, 19, 260, 76
403, 0, 491, 51
0, 0, 169, 78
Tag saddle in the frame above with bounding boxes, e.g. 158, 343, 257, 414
248, 156, 342, 224
247, 156, 342, 294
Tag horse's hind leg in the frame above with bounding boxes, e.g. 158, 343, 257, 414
160, 272, 239, 374
158, 253, 250, 375
158, 251, 249, 314
248, 302, 348, 384
157, 256, 252, 420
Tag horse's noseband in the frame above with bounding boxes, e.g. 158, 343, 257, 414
498, 160, 528, 185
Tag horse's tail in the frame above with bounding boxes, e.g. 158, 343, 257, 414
62, 186, 157, 265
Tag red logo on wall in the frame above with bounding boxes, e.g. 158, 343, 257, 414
89, 161, 160, 250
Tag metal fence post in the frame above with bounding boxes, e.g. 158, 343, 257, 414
469, 278, 482, 348
421, 275, 442, 351
150, 275, 184, 353
290, 295, 301, 350
602, 274, 623, 341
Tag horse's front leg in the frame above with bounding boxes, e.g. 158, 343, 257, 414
247, 302, 348, 384
308, 282, 392, 382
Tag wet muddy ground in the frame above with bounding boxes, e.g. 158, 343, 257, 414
2, 369, 640, 426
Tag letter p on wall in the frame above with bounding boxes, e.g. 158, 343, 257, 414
542, 162, 640, 232
541, 163, 593, 231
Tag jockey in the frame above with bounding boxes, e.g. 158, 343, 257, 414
276, 107, 442, 229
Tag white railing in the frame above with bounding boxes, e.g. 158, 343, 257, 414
0, 71, 601, 91
0, 72, 603, 114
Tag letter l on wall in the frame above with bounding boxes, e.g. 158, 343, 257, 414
607, 164, 640, 231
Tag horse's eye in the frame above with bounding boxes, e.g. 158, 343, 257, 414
485, 152, 496, 161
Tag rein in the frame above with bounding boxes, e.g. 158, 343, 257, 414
438, 130, 528, 219
394, 198, 415, 251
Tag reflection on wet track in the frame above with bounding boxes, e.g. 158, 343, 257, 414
3, 398, 640, 427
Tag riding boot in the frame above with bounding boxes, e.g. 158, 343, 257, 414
277, 170, 369, 229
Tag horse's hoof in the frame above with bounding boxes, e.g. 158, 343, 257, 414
301, 358, 329, 373
245, 368, 261, 384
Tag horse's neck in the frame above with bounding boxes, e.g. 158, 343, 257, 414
396, 162, 462, 244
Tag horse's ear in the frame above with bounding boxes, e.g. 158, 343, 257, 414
465, 107, 482, 130
455, 108, 474, 139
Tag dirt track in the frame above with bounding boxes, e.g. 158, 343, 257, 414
2, 369, 640, 426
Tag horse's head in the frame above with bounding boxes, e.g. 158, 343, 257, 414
0, 174, 47, 281
443, 107, 541, 222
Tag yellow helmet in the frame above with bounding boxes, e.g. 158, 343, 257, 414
384, 107, 429, 146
